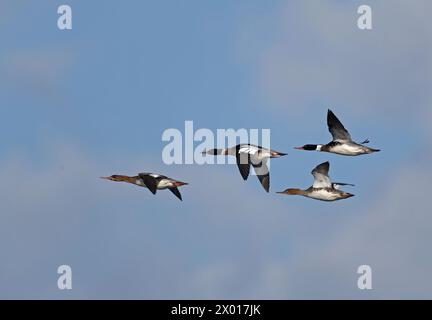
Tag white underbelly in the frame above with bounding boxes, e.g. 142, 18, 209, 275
307, 189, 340, 201
330, 144, 363, 156
157, 179, 173, 189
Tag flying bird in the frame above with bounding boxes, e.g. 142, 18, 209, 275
100, 173, 188, 201
202, 144, 286, 192
295, 109, 380, 156
277, 161, 354, 201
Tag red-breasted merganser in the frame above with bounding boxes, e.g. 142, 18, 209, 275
100, 173, 188, 201
295, 109, 380, 156
202, 144, 286, 192
277, 161, 354, 201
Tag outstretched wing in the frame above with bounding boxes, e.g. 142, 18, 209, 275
169, 187, 182, 201
138, 173, 158, 194
327, 109, 352, 142
311, 161, 332, 188
236, 148, 250, 180
252, 161, 270, 192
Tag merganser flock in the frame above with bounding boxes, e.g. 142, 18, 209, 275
101, 109, 380, 202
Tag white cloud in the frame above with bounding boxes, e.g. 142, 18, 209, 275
176, 159, 432, 299
283, 160, 432, 299
0, 145, 308, 298
1, 139, 431, 299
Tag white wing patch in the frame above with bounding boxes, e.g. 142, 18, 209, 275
157, 179, 172, 189
238, 145, 259, 156
312, 172, 332, 189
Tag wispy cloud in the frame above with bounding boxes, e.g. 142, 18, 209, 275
1, 48, 75, 100
1, 1, 431, 299
239, 1, 432, 126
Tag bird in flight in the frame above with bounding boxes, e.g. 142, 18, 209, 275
100, 172, 188, 201
295, 109, 380, 156
202, 144, 286, 192
277, 161, 354, 201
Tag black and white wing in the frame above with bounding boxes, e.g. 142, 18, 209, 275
252, 161, 270, 192
327, 109, 352, 142
138, 173, 163, 194
169, 187, 182, 201
236, 145, 251, 180
311, 161, 332, 189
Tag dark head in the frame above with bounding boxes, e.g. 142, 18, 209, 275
294, 144, 318, 151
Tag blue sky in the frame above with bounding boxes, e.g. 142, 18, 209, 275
0, 0, 431, 299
